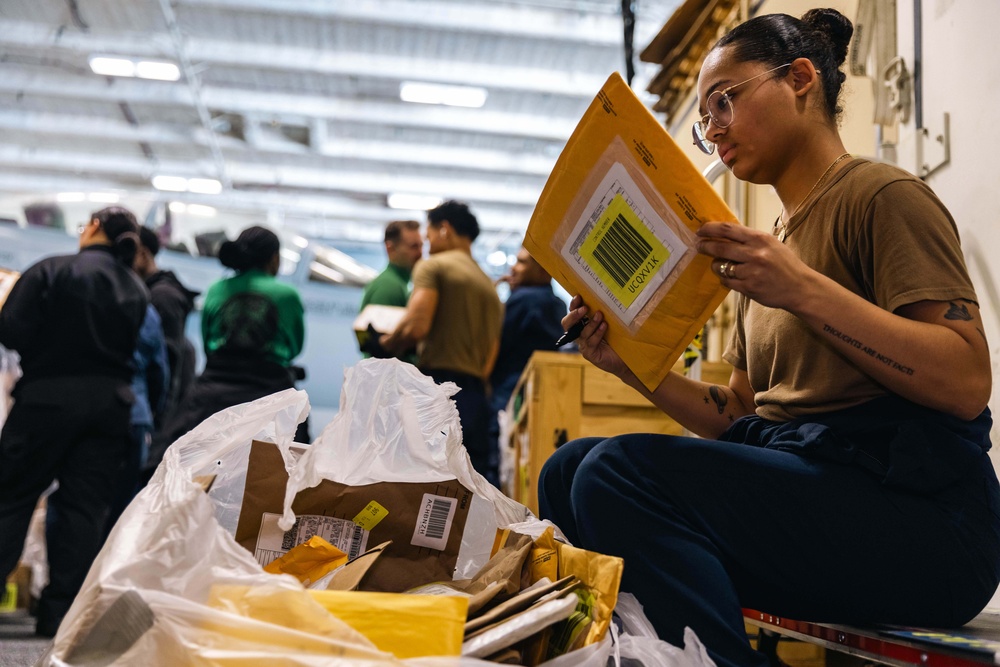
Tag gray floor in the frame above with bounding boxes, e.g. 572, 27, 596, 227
0, 611, 52, 667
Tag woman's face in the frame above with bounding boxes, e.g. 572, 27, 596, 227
696, 48, 797, 183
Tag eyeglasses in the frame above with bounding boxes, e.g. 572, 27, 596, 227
692, 63, 791, 155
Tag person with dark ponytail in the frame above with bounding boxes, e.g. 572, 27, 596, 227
541, 9, 999, 667
157, 225, 307, 445
0, 206, 149, 637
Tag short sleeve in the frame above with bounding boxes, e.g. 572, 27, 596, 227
858, 180, 976, 312
412, 257, 441, 291
722, 294, 748, 371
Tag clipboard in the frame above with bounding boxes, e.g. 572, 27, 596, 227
524, 72, 738, 391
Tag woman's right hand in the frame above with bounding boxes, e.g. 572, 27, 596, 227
564, 296, 627, 378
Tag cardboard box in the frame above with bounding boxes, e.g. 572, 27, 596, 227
235, 441, 474, 593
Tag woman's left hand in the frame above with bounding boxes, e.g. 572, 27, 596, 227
696, 222, 813, 310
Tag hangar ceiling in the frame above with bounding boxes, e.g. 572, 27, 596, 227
0, 0, 680, 252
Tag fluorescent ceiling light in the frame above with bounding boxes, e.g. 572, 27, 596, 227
56, 192, 87, 202
168, 202, 187, 213
153, 176, 222, 194
89, 55, 180, 81
135, 60, 181, 81
280, 248, 301, 263
88, 192, 120, 203
152, 175, 188, 192
399, 82, 488, 108
186, 204, 217, 217
487, 250, 508, 266
188, 178, 223, 194
89, 56, 136, 78
387, 193, 443, 211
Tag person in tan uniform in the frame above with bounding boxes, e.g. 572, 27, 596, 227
539, 8, 999, 667
382, 200, 503, 486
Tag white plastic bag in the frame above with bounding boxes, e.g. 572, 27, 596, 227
612, 594, 717, 667
41, 359, 711, 666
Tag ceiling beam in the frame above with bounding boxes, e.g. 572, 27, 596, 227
0, 108, 559, 176
0, 67, 579, 142
0, 145, 546, 206
0, 19, 609, 98
0, 170, 534, 236
175, 0, 622, 46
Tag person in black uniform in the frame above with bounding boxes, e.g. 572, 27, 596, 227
132, 226, 199, 483
0, 206, 148, 637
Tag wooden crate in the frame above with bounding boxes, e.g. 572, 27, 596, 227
502, 351, 732, 514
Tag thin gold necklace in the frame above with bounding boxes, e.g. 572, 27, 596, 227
774, 152, 851, 242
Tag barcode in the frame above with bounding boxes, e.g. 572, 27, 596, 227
411, 493, 457, 550
347, 523, 364, 560
592, 213, 652, 288
281, 517, 301, 551
256, 549, 283, 567
425, 498, 451, 540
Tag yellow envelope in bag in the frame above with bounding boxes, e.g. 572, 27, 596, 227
209, 584, 468, 659
524, 72, 739, 391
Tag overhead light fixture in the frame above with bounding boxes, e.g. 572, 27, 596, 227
89, 56, 136, 78
186, 204, 217, 217
487, 250, 509, 267
89, 55, 180, 81
187, 178, 223, 195
152, 175, 188, 192
153, 175, 222, 195
135, 60, 181, 81
56, 192, 87, 202
399, 82, 487, 108
87, 192, 120, 203
168, 202, 187, 213
387, 193, 443, 211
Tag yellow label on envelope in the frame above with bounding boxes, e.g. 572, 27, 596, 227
578, 194, 672, 309
353, 501, 388, 531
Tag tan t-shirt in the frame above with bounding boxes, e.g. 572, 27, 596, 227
412, 249, 503, 378
724, 158, 978, 422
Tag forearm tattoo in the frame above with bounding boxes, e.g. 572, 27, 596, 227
822, 324, 915, 376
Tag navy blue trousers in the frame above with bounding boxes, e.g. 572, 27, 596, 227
538, 403, 1000, 667
426, 368, 498, 488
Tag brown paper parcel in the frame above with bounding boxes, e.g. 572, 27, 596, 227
236, 440, 474, 592
524, 72, 739, 392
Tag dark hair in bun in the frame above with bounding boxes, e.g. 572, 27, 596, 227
218, 225, 281, 273
92, 206, 140, 266
712, 8, 854, 119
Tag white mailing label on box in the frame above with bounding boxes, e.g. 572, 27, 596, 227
255, 512, 369, 567
410, 493, 457, 551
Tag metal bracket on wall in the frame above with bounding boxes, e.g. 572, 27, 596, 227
918, 112, 950, 179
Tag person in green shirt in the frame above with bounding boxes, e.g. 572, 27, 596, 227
157, 225, 309, 443
360, 219, 423, 310
359, 219, 422, 361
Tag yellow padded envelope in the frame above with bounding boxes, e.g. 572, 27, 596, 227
209, 584, 468, 659
524, 72, 738, 391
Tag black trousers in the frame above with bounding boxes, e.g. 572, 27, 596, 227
425, 368, 497, 487
150, 354, 307, 468
0, 376, 132, 631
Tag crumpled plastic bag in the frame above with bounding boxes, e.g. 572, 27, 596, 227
39, 358, 713, 666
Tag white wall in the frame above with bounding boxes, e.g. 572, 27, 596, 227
895, 0, 1000, 454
